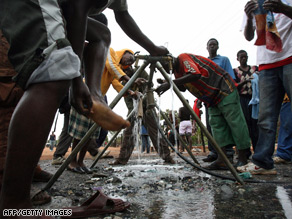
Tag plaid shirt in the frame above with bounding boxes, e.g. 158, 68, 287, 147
68, 108, 100, 140
175, 54, 237, 107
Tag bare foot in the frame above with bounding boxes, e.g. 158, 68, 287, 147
89, 99, 130, 131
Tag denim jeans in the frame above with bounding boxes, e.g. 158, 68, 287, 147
141, 135, 150, 153
276, 102, 292, 161
252, 63, 292, 169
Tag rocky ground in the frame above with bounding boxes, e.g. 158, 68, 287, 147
34, 146, 292, 219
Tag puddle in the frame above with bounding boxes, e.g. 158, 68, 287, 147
102, 159, 215, 218
37, 154, 292, 218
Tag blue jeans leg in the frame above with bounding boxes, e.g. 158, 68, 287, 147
276, 102, 292, 161
252, 65, 292, 169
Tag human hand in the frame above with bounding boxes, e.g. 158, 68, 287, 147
155, 82, 170, 96
157, 78, 166, 84
245, 1, 259, 19
263, 0, 286, 13
127, 90, 142, 100
134, 78, 147, 86
149, 46, 169, 56
70, 77, 93, 116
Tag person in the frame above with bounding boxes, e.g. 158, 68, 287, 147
203, 38, 236, 163
156, 53, 251, 170
51, 13, 110, 166
49, 131, 56, 151
207, 38, 236, 79
110, 65, 175, 165
0, 0, 130, 215
273, 94, 292, 164
234, 50, 259, 153
67, 48, 137, 174
141, 125, 150, 153
178, 100, 193, 152
166, 111, 180, 151
237, 0, 292, 175
87, 96, 111, 160
193, 99, 203, 120
193, 99, 205, 149
0, 30, 53, 207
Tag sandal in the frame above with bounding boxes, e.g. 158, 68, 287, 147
31, 189, 51, 206
67, 166, 85, 174
62, 190, 130, 218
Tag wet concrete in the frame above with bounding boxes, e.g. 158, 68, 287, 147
35, 153, 292, 219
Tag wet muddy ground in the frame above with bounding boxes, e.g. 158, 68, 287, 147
35, 148, 292, 219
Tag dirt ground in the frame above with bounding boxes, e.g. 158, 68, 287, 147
34, 145, 292, 219
40, 145, 208, 161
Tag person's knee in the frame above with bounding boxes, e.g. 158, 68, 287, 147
87, 19, 111, 46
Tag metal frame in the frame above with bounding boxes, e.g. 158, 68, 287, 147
43, 55, 243, 191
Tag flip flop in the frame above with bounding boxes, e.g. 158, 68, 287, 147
81, 166, 93, 174
67, 166, 85, 174
61, 190, 130, 218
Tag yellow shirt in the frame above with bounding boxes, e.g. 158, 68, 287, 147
100, 48, 133, 95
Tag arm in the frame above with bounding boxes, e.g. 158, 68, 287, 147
237, 79, 251, 90
244, 1, 258, 41
263, 0, 292, 19
156, 73, 201, 95
114, 10, 169, 56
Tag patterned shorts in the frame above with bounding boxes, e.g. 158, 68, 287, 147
68, 108, 100, 140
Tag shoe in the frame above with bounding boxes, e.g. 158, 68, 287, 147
33, 170, 53, 182
205, 160, 228, 170
109, 160, 125, 166
52, 156, 65, 165
164, 158, 176, 164
202, 155, 217, 163
237, 162, 277, 175
273, 156, 291, 164
234, 160, 248, 168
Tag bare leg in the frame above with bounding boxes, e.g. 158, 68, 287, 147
84, 20, 130, 130
0, 80, 70, 215
68, 138, 90, 169
188, 135, 193, 151
68, 138, 80, 169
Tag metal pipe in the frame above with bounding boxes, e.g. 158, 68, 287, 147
156, 61, 244, 185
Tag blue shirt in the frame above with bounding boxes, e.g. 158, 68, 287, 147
210, 55, 236, 79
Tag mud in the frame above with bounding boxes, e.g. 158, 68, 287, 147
34, 148, 292, 219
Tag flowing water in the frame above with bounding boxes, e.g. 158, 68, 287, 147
132, 97, 143, 160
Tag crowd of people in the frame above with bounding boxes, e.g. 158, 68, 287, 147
0, 0, 291, 217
